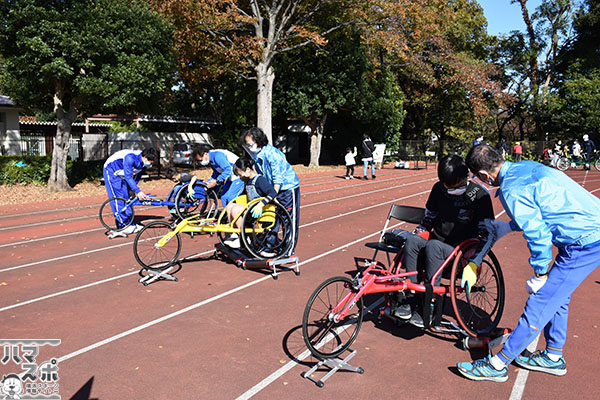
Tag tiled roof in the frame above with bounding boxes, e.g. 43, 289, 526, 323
20, 120, 111, 127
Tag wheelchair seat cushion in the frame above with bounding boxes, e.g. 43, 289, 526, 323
382, 228, 411, 247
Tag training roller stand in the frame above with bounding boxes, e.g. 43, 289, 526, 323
302, 349, 364, 387
138, 266, 178, 286
214, 243, 300, 279
106, 229, 128, 239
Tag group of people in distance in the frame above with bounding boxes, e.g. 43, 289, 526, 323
344, 134, 378, 180
102, 127, 300, 257
103, 131, 599, 384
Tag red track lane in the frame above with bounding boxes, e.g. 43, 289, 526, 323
1, 166, 599, 400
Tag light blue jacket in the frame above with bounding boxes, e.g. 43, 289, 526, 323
250, 144, 299, 191
499, 160, 600, 274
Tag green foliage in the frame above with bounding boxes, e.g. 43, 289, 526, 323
0, 0, 176, 115
0, 156, 104, 186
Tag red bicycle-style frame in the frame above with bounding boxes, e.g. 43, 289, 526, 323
301, 234, 505, 360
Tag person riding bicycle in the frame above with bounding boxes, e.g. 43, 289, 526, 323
391, 154, 498, 327
240, 127, 300, 257
223, 158, 278, 249
102, 147, 158, 233
192, 146, 244, 208
582, 134, 596, 170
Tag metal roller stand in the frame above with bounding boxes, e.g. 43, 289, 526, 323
107, 230, 128, 239
302, 349, 364, 387
138, 266, 178, 286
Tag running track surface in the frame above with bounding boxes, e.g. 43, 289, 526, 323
1, 166, 599, 400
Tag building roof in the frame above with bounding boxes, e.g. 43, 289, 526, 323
0, 95, 16, 106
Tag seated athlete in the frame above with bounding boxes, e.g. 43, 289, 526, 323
164, 167, 199, 215
392, 154, 497, 327
223, 158, 278, 249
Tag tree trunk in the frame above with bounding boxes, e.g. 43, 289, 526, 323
47, 93, 78, 192
256, 62, 275, 144
308, 114, 327, 168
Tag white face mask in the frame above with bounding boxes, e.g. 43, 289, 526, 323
247, 142, 259, 153
143, 161, 152, 168
200, 160, 210, 166
447, 185, 467, 196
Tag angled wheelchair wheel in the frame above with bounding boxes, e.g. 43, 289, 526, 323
133, 221, 181, 270
302, 276, 363, 360
450, 243, 505, 337
556, 157, 570, 171
174, 183, 219, 220
594, 158, 600, 172
99, 197, 133, 231
240, 201, 294, 260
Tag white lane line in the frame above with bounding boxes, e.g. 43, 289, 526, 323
509, 336, 540, 400
236, 298, 385, 400
0, 227, 105, 248
1, 182, 432, 273
0, 176, 435, 249
0, 249, 215, 313
302, 171, 432, 196
0, 189, 429, 310
55, 224, 401, 364
0, 204, 97, 219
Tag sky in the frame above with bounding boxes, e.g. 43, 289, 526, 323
478, 0, 544, 36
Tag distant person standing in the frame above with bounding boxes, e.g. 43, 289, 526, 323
361, 134, 376, 180
572, 139, 581, 160
344, 147, 357, 180
582, 134, 596, 170
513, 142, 523, 162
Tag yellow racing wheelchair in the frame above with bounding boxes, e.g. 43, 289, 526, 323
132, 195, 294, 270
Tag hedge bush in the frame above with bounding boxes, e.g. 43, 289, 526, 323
0, 156, 104, 186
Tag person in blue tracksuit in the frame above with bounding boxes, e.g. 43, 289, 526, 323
456, 144, 600, 382
103, 148, 158, 233
191, 146, 244, 207
240, 127, 300, 256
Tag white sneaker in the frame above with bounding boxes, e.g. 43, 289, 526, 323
224, 237, 241, 249
345, 176, 350, 180
121, 224, 142, 234
350, 176, 354, 179
259, 250, 276, 258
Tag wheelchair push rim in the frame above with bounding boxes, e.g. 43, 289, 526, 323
449, 245, 505, 337
174, 182, 219, 220
240, 200, 294, 260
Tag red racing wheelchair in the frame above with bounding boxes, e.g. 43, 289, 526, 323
301, 205, 505, 360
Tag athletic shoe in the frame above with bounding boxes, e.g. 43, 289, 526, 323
408, 311, 425, 328
121, 224, 142, 234
345, 176, 350, 180
363, 176, 368, 180
457, 356, 509, 382
392, 303, 412, 320
350, 176, 354, 179
372, 175, 376, 179
259, 250, 276, 258
514, 350, 567, 376
224, 236, 241, 249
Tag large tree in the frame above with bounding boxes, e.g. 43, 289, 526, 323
274, 30, 404, 167
152, 0, 367, 144
0, 0, 175, 191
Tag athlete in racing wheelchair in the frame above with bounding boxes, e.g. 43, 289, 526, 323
390, 154, 498, 327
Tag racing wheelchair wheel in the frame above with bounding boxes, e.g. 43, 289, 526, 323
133, 221, 181, 270
174, 183, 219, 220
449, 243, 505, 337
594, 158, 600, 172
240, 200, 294, 260
302, 276, 363, 360
556, 157, 570, 171
99, 197, 133, 231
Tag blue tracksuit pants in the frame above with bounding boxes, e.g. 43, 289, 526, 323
103, 169, 134, 228
497, 241, 600, 363
220, 178, 245, 207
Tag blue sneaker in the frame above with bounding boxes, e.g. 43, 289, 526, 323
514, 350, 567, 376
457, 356, 508, 382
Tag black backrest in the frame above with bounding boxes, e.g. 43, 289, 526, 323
388, 204, 425, 225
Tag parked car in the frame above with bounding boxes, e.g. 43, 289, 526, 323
173, 143, 194, 166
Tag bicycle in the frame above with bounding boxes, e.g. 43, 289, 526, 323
301, 222, 504, 360
132, 195, 294, 270
98, 181, 219, 232
556, 152, 600, 171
